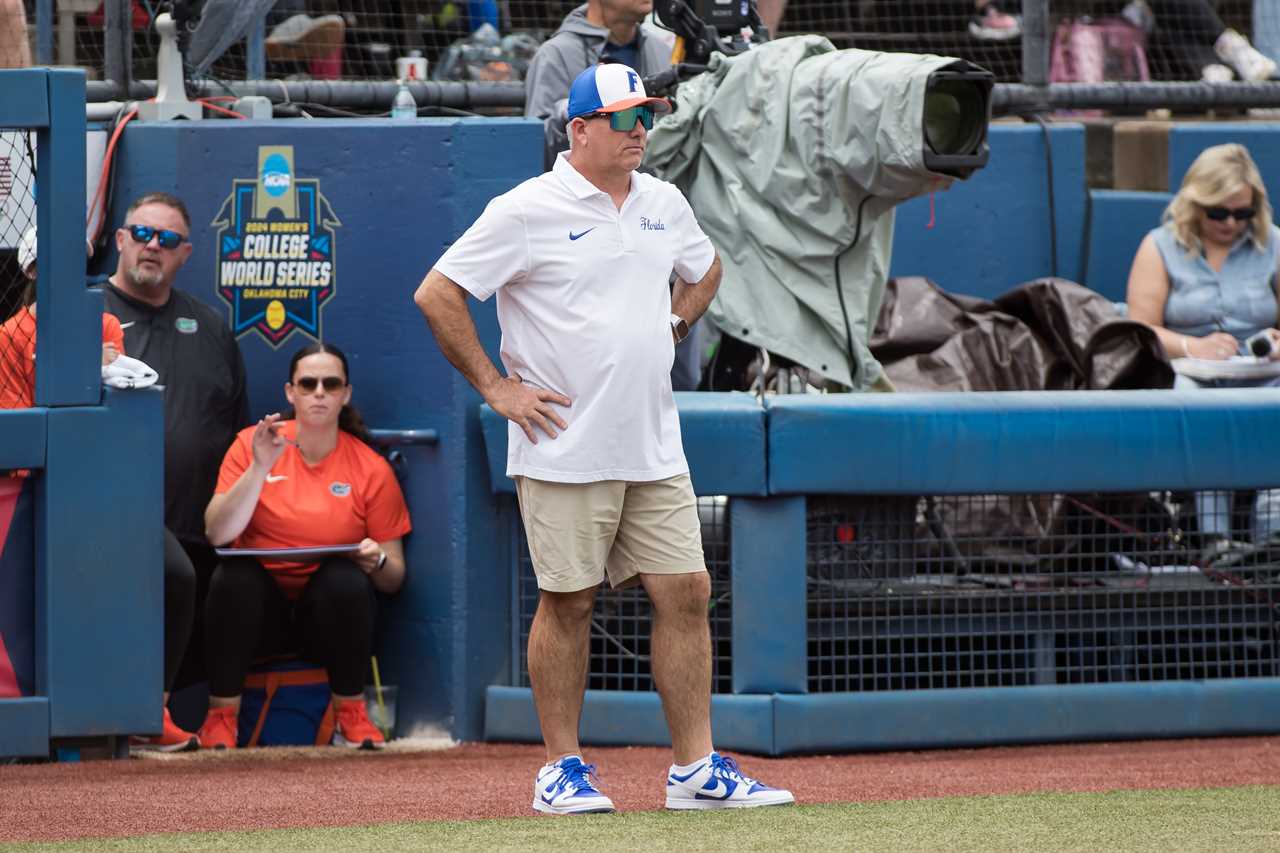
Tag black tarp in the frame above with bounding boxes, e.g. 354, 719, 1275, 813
871, 277, 1175, 392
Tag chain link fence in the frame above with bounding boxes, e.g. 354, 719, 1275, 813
3, 1, 1277, 85
0, 130, 36, 412
807, 490, 1280, 692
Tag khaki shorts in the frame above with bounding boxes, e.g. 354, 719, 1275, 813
514, 473, 706, 592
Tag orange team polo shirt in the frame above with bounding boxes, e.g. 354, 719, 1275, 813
215, 419, 412, 597
0, 307, 126, 410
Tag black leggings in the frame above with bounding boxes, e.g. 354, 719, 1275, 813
1149, 0, 1226, 43
204, 557, 376, 698
162, 529, 196, 692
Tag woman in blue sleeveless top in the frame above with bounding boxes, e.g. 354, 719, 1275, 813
1126, 142, 1280, 546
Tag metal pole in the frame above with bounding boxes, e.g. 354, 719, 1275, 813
1021, 0, 1050, 88
246, 11, 266, 81
85, 78, 1280, 113
995, 81, 1280, 113
103, 0, 132, 90
87, 78, 529, 110
35, 0, 53, 65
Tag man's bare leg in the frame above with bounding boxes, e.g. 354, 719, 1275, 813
642, 571, 714, 765
527, 585, 597, 763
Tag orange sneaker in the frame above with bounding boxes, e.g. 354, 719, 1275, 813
332, 698, 385, 749
197, 705, 239, 750
131, 708, 198, 752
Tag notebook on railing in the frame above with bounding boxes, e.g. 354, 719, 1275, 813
1171, 356, 1280, 382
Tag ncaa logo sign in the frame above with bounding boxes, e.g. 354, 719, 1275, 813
261, 153, 292, 198
213, 145, 342, 348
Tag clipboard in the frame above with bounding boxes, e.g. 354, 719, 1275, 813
214, 544, 363, 559
1171, 356, 1280, 382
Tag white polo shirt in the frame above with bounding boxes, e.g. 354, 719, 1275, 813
435, 152, 716, 483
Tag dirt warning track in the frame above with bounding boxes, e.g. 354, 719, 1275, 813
3, 737, 1280, 843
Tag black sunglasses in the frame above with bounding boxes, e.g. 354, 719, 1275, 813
293, 375, 347, 393
1203, 205, 1256, 222
585, 105, 656, 132
127, 224, 188, 249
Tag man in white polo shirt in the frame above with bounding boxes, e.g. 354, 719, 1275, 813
414, 62, 794, 815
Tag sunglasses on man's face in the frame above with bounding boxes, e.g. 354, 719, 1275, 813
293, 376, 347, 393
1203, 205, 1257, 223
126, 224, 188, 249
586, 105, 656, 133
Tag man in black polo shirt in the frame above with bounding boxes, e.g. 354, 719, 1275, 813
103, 192, 249, 739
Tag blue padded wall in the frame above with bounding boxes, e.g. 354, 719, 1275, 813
773, 680, 1280, 754
485, 686, 776, 755
768, 389, 1280, 495
891, 123, 1087, 299
40, 388, 165, 737
106, 117, 542, 741
0, 481, 35, 699
1169, 124, 1280, 203
1083, 190, 1172, 304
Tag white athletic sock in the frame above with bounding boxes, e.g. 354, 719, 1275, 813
670, 751, 715, 775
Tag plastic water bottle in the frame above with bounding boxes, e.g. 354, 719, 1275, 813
391, 82, 417, 120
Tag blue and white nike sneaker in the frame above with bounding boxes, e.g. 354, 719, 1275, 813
532, 755, 616, 815
665, 752, 795, 810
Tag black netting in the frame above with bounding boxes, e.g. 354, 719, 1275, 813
13, 1, 1276, 86
0, 128, 35, 411
807, 491, 1280, 692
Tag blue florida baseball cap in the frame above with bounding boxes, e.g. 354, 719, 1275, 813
566, 63, 672, 121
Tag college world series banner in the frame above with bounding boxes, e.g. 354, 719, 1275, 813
213, 146, 342, 347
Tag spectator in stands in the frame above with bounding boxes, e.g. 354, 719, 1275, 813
1138, 0, 1275, 81
102, 192, 249, 736
265, 2, 347, 81
1126, 143, 1280, 545
415, 62, 793, 814
525, 0, 672, 171
755, 0, 784, 35
0, 225, 199, 751
199, 343, 410, 750
0, 0, 30, 68
970, 0, 1021, 41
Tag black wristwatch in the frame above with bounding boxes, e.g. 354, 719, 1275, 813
670, 313, 689, 344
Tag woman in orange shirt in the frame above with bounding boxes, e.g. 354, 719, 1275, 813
199, 342, 411, 750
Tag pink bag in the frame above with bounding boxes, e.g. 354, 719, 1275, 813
1050, 17, 1151, 84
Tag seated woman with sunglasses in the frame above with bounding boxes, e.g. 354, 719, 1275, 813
1127, 142, 1280, 545
198, 343, 411, 750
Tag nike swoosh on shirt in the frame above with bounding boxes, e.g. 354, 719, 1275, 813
265, 474, 288, 483
569, 228, 596, 241
119, 321, 136, 329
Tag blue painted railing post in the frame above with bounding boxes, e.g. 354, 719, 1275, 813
34, 68, 97, 408
39, 390, 165, 738
730, 496, 808, 695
